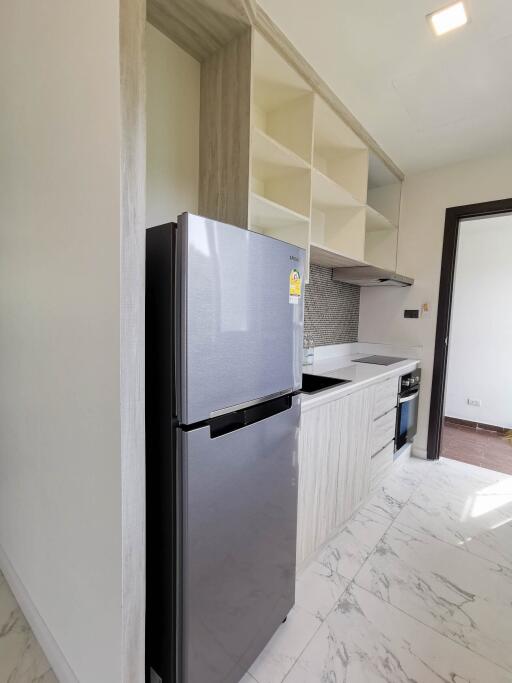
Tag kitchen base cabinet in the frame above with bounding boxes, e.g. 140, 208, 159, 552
296, 369, 420, 565
297, 399, 345, 564
370, 441, 395, 491
334, 387, 373, 526
297, 385, 374, 565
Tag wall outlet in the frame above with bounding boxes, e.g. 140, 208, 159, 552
467, 398, 481, 407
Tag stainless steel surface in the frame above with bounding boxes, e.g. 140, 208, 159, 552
399, 391, 419, 404
395, 369, 421, 451
209, 388, 292, 418
333, 265, 414, 287
177, 213, 305, 424
353, 355, 407, 366
180, 395, 300, 683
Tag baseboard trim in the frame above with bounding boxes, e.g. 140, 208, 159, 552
0, 543, 78, 683
445, 416, 507, 434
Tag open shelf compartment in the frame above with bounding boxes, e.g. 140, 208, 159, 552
252, 33, 314, 164
313, 97, 368, 203
310, 206, 366, 263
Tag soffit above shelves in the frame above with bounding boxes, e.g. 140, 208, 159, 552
146, 0, 404, 182
146, 0, 251, 62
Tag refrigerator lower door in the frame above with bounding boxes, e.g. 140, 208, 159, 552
177, 213, 305, 424
179, 394, 300, 683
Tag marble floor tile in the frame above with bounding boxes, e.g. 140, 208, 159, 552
427, 456, 508, 491
284, 584, 512, 683
365, 466, 424, 522
295, 558, 349, 621
355, 522, 512, 672
362, 454, 433, 525
0, 571, 57, 683
396, 477, 512, 567
309, 507, 391, 583
239, 673, 259, 683
248, 605, 321, 683
394, 455, 433, 484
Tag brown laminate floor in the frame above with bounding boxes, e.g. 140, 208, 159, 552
441, 422, 512, 475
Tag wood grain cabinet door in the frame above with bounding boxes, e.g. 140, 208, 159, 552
297, 399, 344, 564
335, 386, 374, 526
296, 386, 375, 565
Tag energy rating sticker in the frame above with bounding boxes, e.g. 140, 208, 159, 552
289, 269, 302, 304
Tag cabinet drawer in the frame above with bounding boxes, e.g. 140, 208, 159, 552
373, 377, 398, 419
370, 441, 394, 490
371, 407, 396, 456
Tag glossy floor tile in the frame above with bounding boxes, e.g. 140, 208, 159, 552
244, 456, 512, 683
395, 471, 512, 567
284, 584, 512, 683
356, 522, 512, 671
248, 605, 322, 683
3, 456, 512, 683
0, 571, 57, 683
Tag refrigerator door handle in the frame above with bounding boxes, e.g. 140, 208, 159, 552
209, 393, 296, 439
209, 388, 294, 418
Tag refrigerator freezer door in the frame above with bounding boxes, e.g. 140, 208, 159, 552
179, 394, 300, 683
177, 213, 304, 424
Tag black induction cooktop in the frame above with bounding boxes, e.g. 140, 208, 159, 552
353, 355, 406, 366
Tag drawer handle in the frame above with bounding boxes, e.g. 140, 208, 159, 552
371, 438, 394, 458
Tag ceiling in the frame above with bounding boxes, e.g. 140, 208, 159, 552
258, 0, 512, 174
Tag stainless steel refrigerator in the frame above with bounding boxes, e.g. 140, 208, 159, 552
146, 213, 304, 683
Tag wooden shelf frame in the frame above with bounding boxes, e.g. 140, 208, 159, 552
197, 27, 404, 278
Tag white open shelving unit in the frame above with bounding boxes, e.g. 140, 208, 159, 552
247, 32, 403, 279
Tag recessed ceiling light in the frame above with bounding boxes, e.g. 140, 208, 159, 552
427, 1, 468, 36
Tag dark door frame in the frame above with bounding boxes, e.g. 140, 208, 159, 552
427, 196, 512, 460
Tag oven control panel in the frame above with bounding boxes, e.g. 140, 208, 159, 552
400, 369, 421, 392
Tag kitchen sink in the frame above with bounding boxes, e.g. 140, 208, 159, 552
301, 373, 351, 395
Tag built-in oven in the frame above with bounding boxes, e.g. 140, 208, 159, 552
395, 369, 421, 452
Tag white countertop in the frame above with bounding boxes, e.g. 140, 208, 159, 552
301, 353, 420, 411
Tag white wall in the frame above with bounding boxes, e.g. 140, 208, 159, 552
358, 150, 512, 456
146, 23, 200, 226
0, 2, 122, 681
445, 215, 512, 428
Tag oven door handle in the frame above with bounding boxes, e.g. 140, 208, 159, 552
399, 391, 419, 404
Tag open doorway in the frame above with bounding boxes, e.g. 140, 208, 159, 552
428, 198, 512, 473
442, 213, 512, 473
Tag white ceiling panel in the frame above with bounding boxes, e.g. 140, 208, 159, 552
259, 0, 512, 172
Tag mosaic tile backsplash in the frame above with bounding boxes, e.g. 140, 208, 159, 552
304, 264, 360, 346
